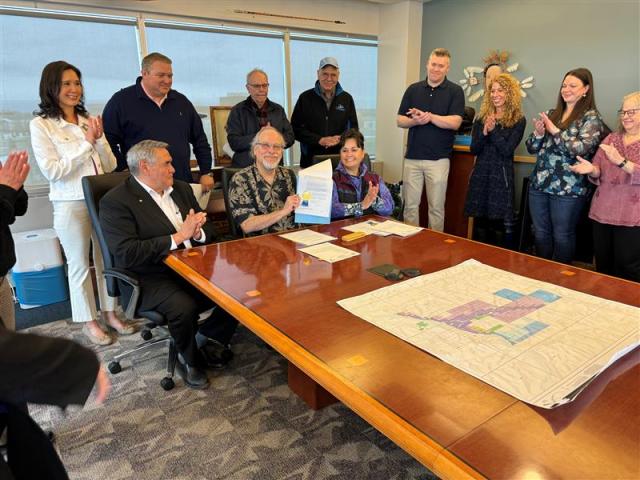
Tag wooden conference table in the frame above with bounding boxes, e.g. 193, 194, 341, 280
165, 217, 640, 479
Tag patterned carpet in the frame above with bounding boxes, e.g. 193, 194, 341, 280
27, 320, 439, 480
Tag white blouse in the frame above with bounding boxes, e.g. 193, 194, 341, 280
30, 115, 117, 201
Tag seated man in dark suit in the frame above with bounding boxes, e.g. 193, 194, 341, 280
99, 140, 237, 389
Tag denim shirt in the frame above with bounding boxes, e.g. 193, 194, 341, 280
525, 109, 606, 197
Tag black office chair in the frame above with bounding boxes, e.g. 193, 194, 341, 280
221, 167, 242, 239
387, 180, 404, 221
82, 172, 177, 391
517, 177, 534, 254
311, 153, 372, 171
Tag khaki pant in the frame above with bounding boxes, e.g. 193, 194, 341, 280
402, 158, 450, 231
0, 275, 15, 331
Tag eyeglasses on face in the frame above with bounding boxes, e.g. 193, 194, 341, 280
617, 108, 640, 117
248, 83, 269, 89
256, 142, 284, 151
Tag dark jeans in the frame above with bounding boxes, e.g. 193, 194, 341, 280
528, 189, 586, 264
592, 221, 640, 282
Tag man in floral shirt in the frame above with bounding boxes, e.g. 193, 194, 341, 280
228, 127, 300, 236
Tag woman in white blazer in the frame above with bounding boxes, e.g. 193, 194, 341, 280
30, 61, 134, 345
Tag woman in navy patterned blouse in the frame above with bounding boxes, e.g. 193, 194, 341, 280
525, 68, 607, 264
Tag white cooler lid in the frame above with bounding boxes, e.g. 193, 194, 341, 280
11, 228, 64, 272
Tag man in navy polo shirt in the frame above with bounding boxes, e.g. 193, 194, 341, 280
103, 52, 214, 192
397, 48, 465, 230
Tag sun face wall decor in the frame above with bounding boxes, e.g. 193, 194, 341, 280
460, 50, 534, 103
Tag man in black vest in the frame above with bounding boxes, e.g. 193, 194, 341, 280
291, 57, 359, 168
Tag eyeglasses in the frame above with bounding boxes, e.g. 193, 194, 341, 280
617, 108, 640, 117
248, 83, 269, 89
256, 142, 285, 151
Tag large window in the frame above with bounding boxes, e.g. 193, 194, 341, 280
146, 24, 285, 162
290, 38, 378, 159
0, 13, 139, 186
0, 7, 378, 187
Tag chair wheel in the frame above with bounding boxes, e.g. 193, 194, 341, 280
160, 377, 174, 391
141, 329, 152, 341
108, 361, 122, 374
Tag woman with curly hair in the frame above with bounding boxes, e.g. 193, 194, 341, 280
464, 73, 526, 247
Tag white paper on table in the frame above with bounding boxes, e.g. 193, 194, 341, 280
298, 243, 360, 263
295, 159, 333, 221
278, 229, 337, 246
342, 220, 392, 237
372, 220, 423, 237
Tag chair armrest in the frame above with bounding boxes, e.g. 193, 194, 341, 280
103, 268, 141, 321
103, 268, 140, 287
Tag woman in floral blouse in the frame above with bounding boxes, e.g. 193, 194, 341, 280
570, 91, 640, 281
525, 68, 607, 264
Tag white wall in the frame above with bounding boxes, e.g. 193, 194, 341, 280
375, 0, 423, 182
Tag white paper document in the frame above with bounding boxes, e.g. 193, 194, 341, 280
299, 243, 360, 263
341, 220, 392, 237
337, 259, 640, 409
278, 229, 337, 246
295, 159, 333, 224
371, 220, 423, 237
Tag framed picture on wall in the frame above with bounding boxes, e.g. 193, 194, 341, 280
209, 106, 232, 166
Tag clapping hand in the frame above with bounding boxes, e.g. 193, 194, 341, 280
178, 208, 207, 243
0, 150, 30, 190
483, 115, 496, 135
361, 181, 379, 210
569, 156, 595, 175
319, 136, 341, 148
598, 143, 625, 166
532, 116, 545, 136
540, 112, 560, 135
85, 115, 104, 145
93, 365, 111, 405
407, 108, 431, 126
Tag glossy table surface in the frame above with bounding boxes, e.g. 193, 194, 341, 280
166, 217, 640, 479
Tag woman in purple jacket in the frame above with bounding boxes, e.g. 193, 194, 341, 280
570, 91, 640, 281
331, 129, 393, 220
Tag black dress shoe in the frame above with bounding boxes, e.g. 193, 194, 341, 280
200, 340, 233, 369
176, 355, 209, 389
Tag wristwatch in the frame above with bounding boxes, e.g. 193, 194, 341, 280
618, 158, 628, 169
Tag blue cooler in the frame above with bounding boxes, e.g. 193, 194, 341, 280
11, 228, 69, 308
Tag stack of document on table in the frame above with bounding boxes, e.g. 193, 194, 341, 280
278, 230, 337, 246
341, 220, 391, 237
297, 243, 360, 263
279, 229, 359, 264
368, 220, 423, 237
